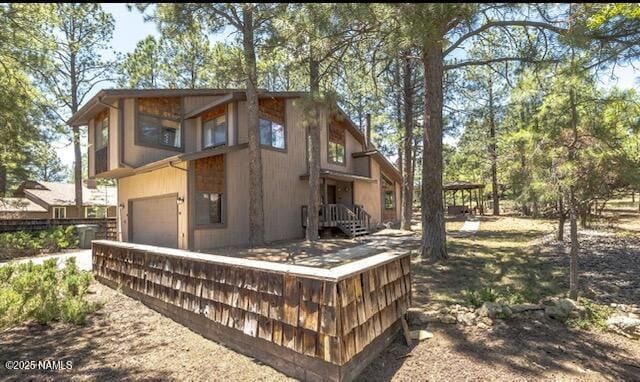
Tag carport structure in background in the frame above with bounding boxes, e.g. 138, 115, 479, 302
443, 181, 485, 215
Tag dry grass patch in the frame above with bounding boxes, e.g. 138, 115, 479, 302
412, 215, 563, 310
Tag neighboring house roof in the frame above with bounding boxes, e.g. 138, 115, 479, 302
0, 197, 48, 213
21, 181, 117, 207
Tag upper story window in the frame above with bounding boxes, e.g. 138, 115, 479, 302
53, 207, 66, 219
95, 110, 109, 150
384, 191, 395, 209
259, 98, 286, 150
260, 118, 285, 150
328, 121, 346, 165
382, 174, 395, 210
202, 105, 227, 149
136, 97, 182, 150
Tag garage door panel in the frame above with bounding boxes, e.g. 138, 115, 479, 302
130, 195, 178, 248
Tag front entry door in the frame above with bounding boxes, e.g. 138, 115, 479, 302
327, 185, 337, 204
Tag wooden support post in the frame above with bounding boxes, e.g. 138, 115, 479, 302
323, 178, 328, 205
400, 317, 412, 346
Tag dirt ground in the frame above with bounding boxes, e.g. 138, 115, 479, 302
0, 282, 293, 382
1, 201, 639, 381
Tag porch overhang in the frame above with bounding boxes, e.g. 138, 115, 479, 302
299, 169, 376, 183
129, 143, 249, 176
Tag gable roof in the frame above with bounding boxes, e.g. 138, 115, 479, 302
0, 197, 48, 213
19, 181, 117, 207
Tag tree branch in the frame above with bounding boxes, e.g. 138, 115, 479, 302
444, 20, 568, 57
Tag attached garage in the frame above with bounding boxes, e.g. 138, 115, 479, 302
129, 194, 178, 248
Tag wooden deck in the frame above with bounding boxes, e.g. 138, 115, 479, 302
92, 240, 411, 381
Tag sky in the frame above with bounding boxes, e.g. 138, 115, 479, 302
55, 4, 640, 167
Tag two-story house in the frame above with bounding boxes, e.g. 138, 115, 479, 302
68, 89, 402, 250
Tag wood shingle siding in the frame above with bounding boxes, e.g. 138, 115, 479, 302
259, 98, 286, 125
194, 155, 224, 193
92, 240, 411, 381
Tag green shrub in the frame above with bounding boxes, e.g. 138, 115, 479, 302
0, 226, 79, 260
464, 284, 542, 308
0, 257, 98, 329
464, 286, 499, 308
567, 298, 613, 331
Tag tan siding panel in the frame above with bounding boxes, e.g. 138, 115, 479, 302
262, 99, 308, 242
88, 119, 95, 178
183, 96, 223, 115
354, 160, 381, 225
353, 157, 370, 178
237, 101, 248, 144
109, 101, 119, 170
184, 117, 198, 153
118, 166, 188, 249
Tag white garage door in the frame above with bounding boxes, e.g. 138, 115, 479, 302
130, 195, 178, 248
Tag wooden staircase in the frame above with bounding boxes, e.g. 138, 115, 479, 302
337, 220, 369, 237
301, 204, 372, 238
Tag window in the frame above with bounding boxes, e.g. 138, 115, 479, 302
384, 191, 395, 210
53, 207, 66, 219
136, 97, 182, 150
194, 154, 225, 226
203, 115, 227, 148
85, 206, 107, 218
327, 121, 346, 165
329, 141, 345, 164
260, 118, 285, 150
96, 114, 108, 150
195, 192, 223, 225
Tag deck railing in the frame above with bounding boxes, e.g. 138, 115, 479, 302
301, 204, 371, 232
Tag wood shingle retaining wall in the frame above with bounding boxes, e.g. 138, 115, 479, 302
92, 240, 411, 381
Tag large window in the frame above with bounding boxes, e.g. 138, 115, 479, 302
85, 206, 107, 218
53, 207, 66, 219
384, 191, 395, 210
96, 113, 108, 150
136, 97, 182, 150
195, 193, 222, 225
328, 141, 345, 164
260, 118, 285, 150
327, 121, 346, 165
203, 114, 227, 148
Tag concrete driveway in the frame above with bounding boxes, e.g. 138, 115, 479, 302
1, 249, 92, 271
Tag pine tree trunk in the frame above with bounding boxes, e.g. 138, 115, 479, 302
305, 56, 321, 242
568, 88, 579, 300
401, 53, 414, 231
557, 192, 565, 241
0, 162, 6, 197
569, 187, 579, 300
243, 6, 265, 246
488, 76, 500, 216
421, 40, 447, 262
70, 52, 83, 217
